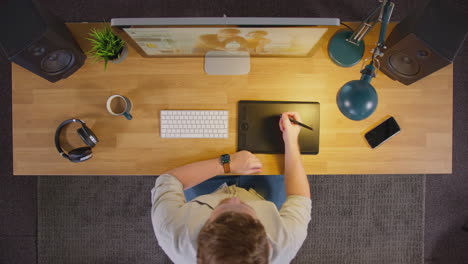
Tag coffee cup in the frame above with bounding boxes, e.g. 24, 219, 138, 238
106, 94, 133, 120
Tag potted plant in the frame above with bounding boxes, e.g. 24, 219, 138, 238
87, 26, 127, 69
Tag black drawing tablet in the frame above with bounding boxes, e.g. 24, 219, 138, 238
237, 100, 320, 154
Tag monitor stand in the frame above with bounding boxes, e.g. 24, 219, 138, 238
204, 51, 250, 75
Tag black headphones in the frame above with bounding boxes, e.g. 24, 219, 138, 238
54, 119, 99, 162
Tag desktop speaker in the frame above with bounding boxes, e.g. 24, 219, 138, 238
380, 0, 468, 85
0, 0, 86, 83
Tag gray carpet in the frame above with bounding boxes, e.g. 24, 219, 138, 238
38, 176, 171, 264
38, 174, 424, 264
295, 175, 424, 264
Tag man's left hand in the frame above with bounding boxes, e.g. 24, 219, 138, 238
230, 151, 262, 175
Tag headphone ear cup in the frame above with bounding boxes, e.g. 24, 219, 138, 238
77, 126, 99, 148
68, 147, 93, 162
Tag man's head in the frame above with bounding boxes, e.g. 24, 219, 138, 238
197, 197, 269, 264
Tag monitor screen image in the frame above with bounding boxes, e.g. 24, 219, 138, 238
112, 17, 339, 58
121, 27, 328, 57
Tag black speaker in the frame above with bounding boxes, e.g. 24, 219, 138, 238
0, 0, 86, 83
380, 0, 468, 85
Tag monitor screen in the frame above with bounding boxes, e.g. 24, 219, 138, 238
111, 17, 339, 58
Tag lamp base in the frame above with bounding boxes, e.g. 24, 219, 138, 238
328, 30, 365, 68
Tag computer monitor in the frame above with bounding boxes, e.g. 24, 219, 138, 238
111, 17, 339, 75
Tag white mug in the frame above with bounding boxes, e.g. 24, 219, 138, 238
106, 94, 133, 120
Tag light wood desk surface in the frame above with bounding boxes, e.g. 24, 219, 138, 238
12, 23, 452, 175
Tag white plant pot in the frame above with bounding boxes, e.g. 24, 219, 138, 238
111, 43, 128, 64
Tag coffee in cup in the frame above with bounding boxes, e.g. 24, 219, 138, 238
106, 94, 133, 120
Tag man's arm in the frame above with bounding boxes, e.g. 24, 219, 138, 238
165, 150, 262, 190
279, 112, 311, 198
274, 112, 312, 262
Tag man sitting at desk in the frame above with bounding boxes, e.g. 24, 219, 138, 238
151, 112, 311, 264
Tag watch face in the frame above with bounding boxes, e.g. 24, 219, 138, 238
221, 154, 230, 163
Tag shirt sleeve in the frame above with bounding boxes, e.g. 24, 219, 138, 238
151, 174, 202, 263
151, 173, 186, 229
151, 173, 192, 262
278, 195, 312, 253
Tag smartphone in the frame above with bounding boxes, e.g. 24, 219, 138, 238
364, 117, 401, 148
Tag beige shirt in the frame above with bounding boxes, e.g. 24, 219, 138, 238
151, 174, 311, 264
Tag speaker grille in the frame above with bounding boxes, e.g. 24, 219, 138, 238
388, 52, 421, 77
41, 50, 74, 74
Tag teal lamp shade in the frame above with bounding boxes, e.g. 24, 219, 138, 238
328, 31, 365, 67
336, 77, 378, 121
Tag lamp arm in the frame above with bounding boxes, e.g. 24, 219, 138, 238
377, 1, 395, 47
348, 5, 382, 44
371, 1, 394, 63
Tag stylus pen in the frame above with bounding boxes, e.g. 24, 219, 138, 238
289, 118, 314, 131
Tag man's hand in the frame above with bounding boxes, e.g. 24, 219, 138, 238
230, 150, 262, 175
279, 112, 302, 145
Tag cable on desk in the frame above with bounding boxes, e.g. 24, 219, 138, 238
340, 22, 354, 31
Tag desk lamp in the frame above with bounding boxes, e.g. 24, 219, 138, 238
330, 0, 395, 121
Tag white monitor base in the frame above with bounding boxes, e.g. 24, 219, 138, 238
204, 51, 250, 75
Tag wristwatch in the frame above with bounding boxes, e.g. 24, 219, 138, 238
220, 154, 231, 173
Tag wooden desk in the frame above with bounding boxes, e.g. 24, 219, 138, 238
12, 23, 452, 175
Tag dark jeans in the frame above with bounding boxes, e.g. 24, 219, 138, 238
184, 175, 286, 209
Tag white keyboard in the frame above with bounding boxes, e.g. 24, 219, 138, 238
160, 110, 229, 138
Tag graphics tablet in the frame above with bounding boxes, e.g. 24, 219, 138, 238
237, 100, 320, 154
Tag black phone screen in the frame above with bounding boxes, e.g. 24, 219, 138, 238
364, 117, 400, 148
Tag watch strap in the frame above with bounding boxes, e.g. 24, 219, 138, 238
220, 154, 231, 173
222, 163, 231, 173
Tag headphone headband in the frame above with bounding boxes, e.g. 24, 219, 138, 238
54, 118, 90, 161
